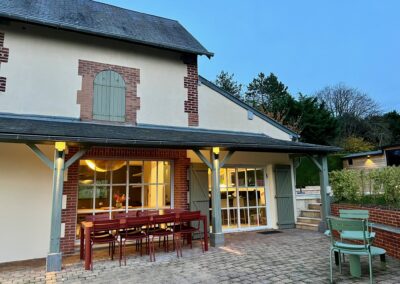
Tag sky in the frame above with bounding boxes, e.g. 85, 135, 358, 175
98, 0, 400, 112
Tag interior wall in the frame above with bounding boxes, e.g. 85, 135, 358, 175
0, 143, 53, 263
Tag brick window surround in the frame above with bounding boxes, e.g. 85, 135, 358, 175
183, 55, 199, 126
0, 32, 9, 92
60, 146, 190, 255
77, 60, 140, 124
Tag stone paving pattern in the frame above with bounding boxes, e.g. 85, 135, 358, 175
0, 229, 399, 283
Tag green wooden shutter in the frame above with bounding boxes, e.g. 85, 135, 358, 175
275, 165, 295, 229
93, 70, 126, 122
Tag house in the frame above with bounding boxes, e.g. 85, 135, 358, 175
342, 144, 400, 170
0, 0, 339, 271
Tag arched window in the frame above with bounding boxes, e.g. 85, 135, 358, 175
93, 70, 126, 122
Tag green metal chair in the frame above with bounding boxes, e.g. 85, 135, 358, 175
339, 209, 375, 241
327, 216, 373, 284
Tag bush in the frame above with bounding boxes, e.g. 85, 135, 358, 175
330, 169, 361, 202
330, 167, 400, 208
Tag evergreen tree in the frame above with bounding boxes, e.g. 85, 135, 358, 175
214, 71, 243, 99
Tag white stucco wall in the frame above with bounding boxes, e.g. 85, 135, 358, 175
0, 143, 53, 263
188, 150, 292, 229
198, 84, 293, 140
0, 22, 187, 127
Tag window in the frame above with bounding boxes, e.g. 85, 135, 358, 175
386, 149, 400, 166
77, 159, 172, 238
93, 70, 126, 122
211, 167, 268, 230
348, 158, 353, 166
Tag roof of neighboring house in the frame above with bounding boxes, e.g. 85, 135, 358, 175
198, 76, 299, 139
342, 150, 383, 159
0, 114, 340, 154
0, 0, 213, 57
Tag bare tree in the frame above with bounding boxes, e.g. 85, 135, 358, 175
316, 83, 381, 118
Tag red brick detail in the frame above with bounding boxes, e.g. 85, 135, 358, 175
331, 203, 400, 259
60, 146, 190, 255
60, 147, 80, 255
0, 32, 9, 93
77, 60, 140, 124
183, 56, 199, 126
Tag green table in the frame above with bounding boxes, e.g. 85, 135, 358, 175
340, 246, 386, 277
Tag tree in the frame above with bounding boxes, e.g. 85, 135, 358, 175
382, 111, 400, 143
245, 73, 296, 126
214, 71, 243, 99
316, 83, 381, 118
294, 95, 338, 145
340, 136, 375, 153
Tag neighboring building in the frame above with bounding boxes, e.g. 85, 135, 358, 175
0, 0, 338, 271
342, 144, 400, 170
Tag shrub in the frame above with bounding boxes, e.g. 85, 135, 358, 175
331, 167, 400, 208
330, 169, 360, 202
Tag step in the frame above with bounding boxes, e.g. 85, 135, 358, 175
301, 210, 321, 218
297, 216, 321, 225
308, 203, 321, 210
296, 222, 319, 231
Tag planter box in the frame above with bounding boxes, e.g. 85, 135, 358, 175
331, 203, 400, 259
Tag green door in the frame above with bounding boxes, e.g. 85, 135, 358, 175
275, 165, 295, 229
189, 164, 210, 238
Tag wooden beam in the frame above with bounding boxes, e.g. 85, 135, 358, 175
27, 143, 53, 169
193, 149, 212, 169
308, 154, 322, 171
220, 150, 235, 168
65, 148, 88, 169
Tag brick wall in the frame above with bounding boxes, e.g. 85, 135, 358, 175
60, 147, 80, 255
183, 55, 199, 126
0, 32, 9, 92
60, 146, 190, 255
331, 203, 400, 258
77, 60, 140, 124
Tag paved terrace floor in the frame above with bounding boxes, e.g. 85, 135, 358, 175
1, 229, 399, 284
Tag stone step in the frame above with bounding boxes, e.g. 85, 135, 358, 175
296, 222, 319, 231
301, 210, 321, 218
308, 203, 321, 210
297, 216, 321, 225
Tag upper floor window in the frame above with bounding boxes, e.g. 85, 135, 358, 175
93, 70, 126, 122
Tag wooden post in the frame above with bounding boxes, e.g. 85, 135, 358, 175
46, 145, 65, 272
318, 155, 330, 232
210, 147, 224, 247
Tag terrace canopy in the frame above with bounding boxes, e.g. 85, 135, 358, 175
0, 114, 340, 271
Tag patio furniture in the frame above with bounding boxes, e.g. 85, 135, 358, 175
327, 216, 375, 283
148, 213, 178, 262
120, 216, 151, 265
90, 219, 122, 270
84, 213, 114, 257
80, 211, 208, 270
339, 209, 375, 241
174, 211, 205, 253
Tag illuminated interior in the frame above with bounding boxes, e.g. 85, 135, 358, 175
76, 159, 171, 238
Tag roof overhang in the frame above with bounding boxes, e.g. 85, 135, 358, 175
0, 115, 341, 154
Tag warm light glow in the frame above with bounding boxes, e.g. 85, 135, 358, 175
213, 147, 220, 155
85, 160, 106, 172
84, 160, 126, 172
55, 142, 66, 151
364, 158, 376, 168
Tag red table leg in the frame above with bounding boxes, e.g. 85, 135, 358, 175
202, 215, 208, 251
84, 226, 91, 270
80, 225, 84, 260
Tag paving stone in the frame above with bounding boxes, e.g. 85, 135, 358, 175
0, 229, 399, 283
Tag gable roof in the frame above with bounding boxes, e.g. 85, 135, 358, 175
0, 0, 213, 57
0, 114, 340, 154
199, 76, 299, 139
